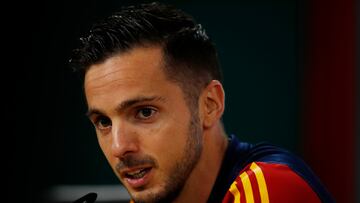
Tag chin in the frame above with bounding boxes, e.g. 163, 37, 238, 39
130, 185, 177, 203
130, 189, 159, 203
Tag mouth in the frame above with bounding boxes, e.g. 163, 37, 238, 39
121, 167, 153, 189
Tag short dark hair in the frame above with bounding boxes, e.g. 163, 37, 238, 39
69, 1, 222, 109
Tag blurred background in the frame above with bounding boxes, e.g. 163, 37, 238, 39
9, 0, 358, 202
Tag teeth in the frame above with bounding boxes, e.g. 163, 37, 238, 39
126, 168, 148, 179
127, 169, 142, 176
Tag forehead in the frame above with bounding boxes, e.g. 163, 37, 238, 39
83, 45, 188, 112
84, 45, 165, 89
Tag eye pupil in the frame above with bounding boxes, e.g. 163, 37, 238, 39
141, 108, 152, 117
99, 117, 111, 127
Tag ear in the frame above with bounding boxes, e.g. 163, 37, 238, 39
200, 80, 225, 129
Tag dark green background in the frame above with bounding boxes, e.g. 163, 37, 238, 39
14, 0, 304, 202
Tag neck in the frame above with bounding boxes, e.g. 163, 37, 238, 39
173, 123, 228, 203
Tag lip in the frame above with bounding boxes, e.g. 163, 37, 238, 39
121, 166, 154, 189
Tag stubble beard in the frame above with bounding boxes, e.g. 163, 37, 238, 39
132, 112, 203, 203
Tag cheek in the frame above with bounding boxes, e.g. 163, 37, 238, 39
97, 135, 107, 152
142, 120, 189, 166
97, 136, 114, 163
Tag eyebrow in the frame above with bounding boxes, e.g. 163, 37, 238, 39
86, 95, 166, 118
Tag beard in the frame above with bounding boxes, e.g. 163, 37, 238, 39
131, 112, 203, 203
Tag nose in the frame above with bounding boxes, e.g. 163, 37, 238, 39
111, 122, 139, 158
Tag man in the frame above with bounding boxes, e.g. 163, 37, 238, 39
69, 2, 334, 203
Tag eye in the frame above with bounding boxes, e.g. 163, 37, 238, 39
135, 107, 157, 120
94, 116, 112, 130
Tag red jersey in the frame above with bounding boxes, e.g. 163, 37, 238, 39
207, 135, 334, 203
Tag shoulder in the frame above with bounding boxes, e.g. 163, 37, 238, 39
214, 136, 334, 203
222, 161, 322, 203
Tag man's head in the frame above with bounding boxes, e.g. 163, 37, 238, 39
70, 1, 222, 111
70, 2, 225, 202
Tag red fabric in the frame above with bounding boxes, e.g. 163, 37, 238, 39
222, 162, 321, 203
258, 162, 320, 203
246, 170, 261, 203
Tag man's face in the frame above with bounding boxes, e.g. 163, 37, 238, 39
84, 46, 203, 202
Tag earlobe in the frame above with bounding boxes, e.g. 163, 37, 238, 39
202, 80, 225, 128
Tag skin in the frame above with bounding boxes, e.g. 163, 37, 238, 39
84, 45, 228, 203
